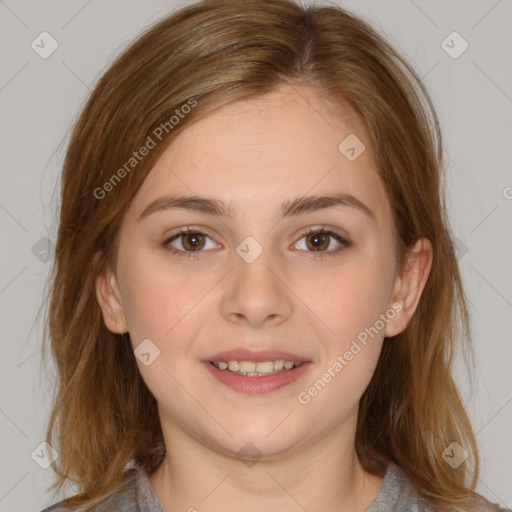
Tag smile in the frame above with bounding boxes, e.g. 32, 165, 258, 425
203, 360, 312, 394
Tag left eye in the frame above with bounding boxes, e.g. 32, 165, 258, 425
293, 229, 350, 255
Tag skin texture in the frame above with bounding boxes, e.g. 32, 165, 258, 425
96, 83, 432, 512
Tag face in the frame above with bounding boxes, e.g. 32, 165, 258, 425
96, 83, 427, 461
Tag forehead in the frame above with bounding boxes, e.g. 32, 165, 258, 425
127, 84, 390, 223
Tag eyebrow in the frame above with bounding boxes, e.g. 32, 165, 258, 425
138, 192, 375, 221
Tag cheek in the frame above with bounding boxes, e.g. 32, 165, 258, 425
118, 253, 211, 408
118, 250, 207, 342
299, 249, 394, 410
309, 261, 393, 341
295, 265, 389, 417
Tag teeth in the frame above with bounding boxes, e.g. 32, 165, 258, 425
273, 360, 285, 371
255, 361, 274, 373
213, 359, 303, 375
239, 361, 256, 373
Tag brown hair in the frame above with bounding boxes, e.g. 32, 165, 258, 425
42, 0, 481, 509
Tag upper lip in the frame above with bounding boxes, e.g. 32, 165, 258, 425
204, 348, 311, 363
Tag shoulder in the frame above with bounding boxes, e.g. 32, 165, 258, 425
40, 468, 139, 512
367, 462, 511, 512
470, 495, 512, 512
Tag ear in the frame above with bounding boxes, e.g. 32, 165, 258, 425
383, 237, 433, 338
94, 253, 129, 334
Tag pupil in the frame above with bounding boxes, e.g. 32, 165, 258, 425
184, 233, 204, 250
308, 233, 327, 251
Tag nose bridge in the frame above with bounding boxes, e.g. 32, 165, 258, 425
220, 235, 293, 326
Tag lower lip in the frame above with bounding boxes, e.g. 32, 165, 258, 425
202, 361, 312, 394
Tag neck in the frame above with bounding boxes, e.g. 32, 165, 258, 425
148, 416, 384, 512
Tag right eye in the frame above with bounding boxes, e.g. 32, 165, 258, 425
163, 227, 220, 258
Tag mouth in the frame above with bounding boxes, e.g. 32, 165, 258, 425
210, 359, 305, 376
202, 352, 312, 394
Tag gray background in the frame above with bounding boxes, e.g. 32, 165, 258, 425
1, 0, 511, 510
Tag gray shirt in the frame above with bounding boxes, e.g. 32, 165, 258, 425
41, 462, 510, 511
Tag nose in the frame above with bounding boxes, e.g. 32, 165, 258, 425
220, 245, 294, 328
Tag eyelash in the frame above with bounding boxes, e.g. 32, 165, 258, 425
162, 225, 352, 260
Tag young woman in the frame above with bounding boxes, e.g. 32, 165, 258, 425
40, 0, 509, 510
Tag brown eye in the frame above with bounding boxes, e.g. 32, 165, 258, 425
164, 229, 218, 256
294, 228, 351, 257
304, 231, 331, 252
180, 232, 206, 251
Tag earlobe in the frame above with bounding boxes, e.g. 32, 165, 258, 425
95, 262, 129, 334
383, 237, 433, 338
